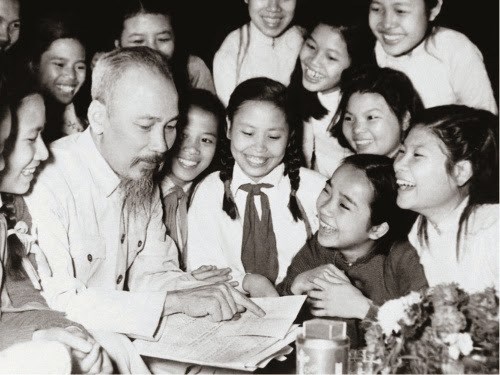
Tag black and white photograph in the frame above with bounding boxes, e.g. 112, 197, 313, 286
0, 0, 497, 373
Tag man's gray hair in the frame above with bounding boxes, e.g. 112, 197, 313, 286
91, 46, 173, 105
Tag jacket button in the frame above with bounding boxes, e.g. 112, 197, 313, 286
116, 275, 123, 284
137, 240, 143, 247
120, 234, 126, 244
87, 254, 93, 262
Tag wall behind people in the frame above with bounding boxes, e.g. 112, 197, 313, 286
21, 0, 498, 101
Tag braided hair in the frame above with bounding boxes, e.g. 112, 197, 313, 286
220, 77, 305, 222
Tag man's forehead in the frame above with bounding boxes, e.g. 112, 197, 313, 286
0, 0, 20, 17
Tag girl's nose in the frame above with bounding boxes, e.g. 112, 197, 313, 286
63, 65, 76, 79
267, 0, 281, 11
309, 51, 322, 67
382, 10, 397, 29
352, 120, 365, 134
393, 151, 407, 171
35, 136, 49, 162
182, 138, 200, 155
254, 137, 268, 152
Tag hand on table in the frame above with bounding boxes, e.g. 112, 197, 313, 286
163, 282, 266, 322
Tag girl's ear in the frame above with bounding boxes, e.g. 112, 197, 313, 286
429, 0, 443, 22
401, 111, 411, 132
87, 100, 107, 135
114, 40, 121, 49
453, 159, 473, 187
226, 117, 232, 140
368, 222, 389, 240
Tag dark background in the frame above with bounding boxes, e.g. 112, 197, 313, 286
21, 0, 499, 101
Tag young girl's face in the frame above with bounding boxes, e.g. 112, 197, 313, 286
0, 107, 12, 171
369, 0, 434, 57
299, 24, 351, 94
169, 106, 218, 187
316, 163, 378, 250
38, 38, 86, 105
0, 94, 49, 195
229, 100, 288, 182
342, 92, 403, 157
117, 13, 175, 60
394, 126, 460, 218
246, 0, 296, 38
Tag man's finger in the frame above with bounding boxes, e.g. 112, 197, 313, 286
217, 284, 238, 317
78, 342, 101, 373
232, 290, 265, 317
56, 330, 93, 353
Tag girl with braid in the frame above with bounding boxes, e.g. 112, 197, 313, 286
186, 77, 326, 297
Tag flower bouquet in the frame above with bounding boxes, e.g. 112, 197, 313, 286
363, 284, 499, 374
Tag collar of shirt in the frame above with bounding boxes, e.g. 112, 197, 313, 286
160, 175, 192, 196
249, 21, 276, 47
318, 89, 342, 112
77, 128, 121, 198
231, 162, 285, 198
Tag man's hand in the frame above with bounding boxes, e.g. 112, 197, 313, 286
163, 283, 266, 322
191, 265, 234, 284
291, 264, 349, 295
307, 278, 371, 319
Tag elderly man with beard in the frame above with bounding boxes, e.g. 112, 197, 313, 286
24, 47, 264, 371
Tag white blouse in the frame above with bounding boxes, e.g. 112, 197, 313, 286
408, 199, 499, 293
302, 90, 352, 178
186, 163, 326, 289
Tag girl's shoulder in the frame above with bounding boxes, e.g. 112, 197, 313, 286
428, 27, 480, 55
217, 25, 247, 53
466, 203, 499, 235
190, 171, 225, 200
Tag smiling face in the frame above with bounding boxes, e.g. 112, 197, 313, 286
37, 38, 86, 105
228, 100, 288, 182
342, 92, 403, 157
117, 13, 175, 60
93, 66, 179, 180
246, 0, 296, 38
369, 0, 437, 57
394, 125, 461, 218
169, 106, 218, 187
317, 163, 379, 254
0, 94, 49, 194
300, 24, 351, 94
0, 0, 20, 52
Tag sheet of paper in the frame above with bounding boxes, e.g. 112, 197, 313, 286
217, 295, 306, 339
134, 296, 306, 371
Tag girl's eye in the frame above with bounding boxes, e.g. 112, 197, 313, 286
202, 137, 214, 144
10, 22, 20, 30
269, 135, 281, 140
165, 123, 177, 131
158, 38, 171, 43
242, 131, 253, 136
340, 202, 349, 210
413, 152, 423, 157
305, 41, 315, 50
131, 40, 145, 45
397, 148, 405, 155
367, 115, 379, 121
344, 115, 353, 122
369, 4, 381, 12
76, 64, 86, 71
53, 62, 64, 68
395, 8, 408, 14
327, 55, 338, 62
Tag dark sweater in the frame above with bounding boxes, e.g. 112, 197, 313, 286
276, 234, 428, 347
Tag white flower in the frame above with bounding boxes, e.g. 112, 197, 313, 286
443, 333, 473, 360
377, 292, 422, 336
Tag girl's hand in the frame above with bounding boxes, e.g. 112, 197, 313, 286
307, 277, 371, 319
242, 274, 279, 298
191, 265, 234, 284
33, 327, 113, 374
291, 264, 349, 295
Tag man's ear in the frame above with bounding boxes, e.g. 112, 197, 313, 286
114, 39, 121, 49
429, 0, 443, 22
87, 100, 107, 135
401, 111, 411, 132
226, 117, 232, 140
368, 222, 389, 240
453, 159, 473, 187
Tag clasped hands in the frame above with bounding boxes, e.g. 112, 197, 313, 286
291, 264, 371, 320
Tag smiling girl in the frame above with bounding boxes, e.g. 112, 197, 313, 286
161, 89, 226, 265
213, 0, 303, 106
277, 154, 427, 347
186, 78, 326, 296
369, 0, 497, 114
288, 6, 374, 178
394, 105, 498, 292
332, 66, 423, 157
21, 13, 88, 143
